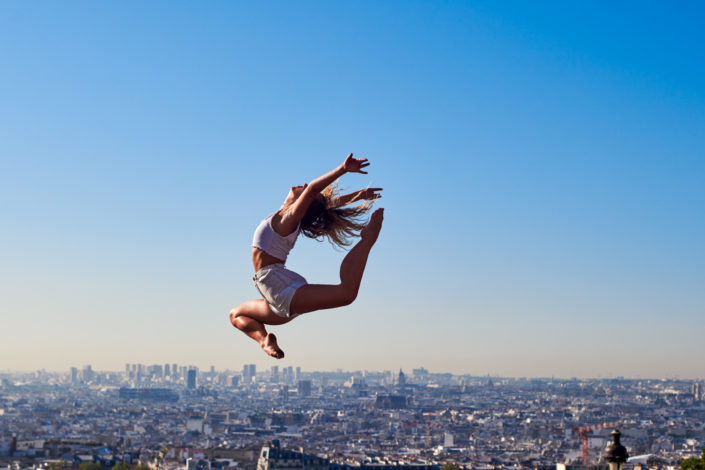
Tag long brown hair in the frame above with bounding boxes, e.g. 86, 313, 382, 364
300, 182, 373, 248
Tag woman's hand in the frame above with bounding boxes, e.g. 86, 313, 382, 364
358, 187, 383, 201
342, 153, 370, 174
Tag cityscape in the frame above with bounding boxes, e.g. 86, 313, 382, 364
1, 365, 704, 470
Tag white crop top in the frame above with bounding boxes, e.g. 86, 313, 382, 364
252, 213, 300, 262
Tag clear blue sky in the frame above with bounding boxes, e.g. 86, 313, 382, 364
1, 1, 703, 378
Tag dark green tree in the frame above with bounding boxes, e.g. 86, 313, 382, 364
681, 449, 705, 470
79, 463, 103, 470
440, 463, 461, 470
112, 463, 150, 470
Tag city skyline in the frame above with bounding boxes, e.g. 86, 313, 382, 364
1, 366, 703, 469
2, 2, 704, 377
1, 362, 702, 381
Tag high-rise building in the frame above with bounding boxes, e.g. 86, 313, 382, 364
70, 367, 78, 384
148, 364, 163, 379
295, 366, 301, 381
693, 382, 702, 401
242, 364, 257, 382
271, 366, 279, 381
298, 380, 312, 397
187, 369, 197, 389
82, 365, 94, 383
164, 364, 170, 377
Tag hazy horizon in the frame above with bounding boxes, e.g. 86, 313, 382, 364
1, 364, 701, 382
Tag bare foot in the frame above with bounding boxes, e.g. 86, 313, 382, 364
261, 333, 284, 359
361, 208, 384, 244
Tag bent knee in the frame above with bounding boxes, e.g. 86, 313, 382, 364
229, 307, 241, 325
339, 288, 358, 307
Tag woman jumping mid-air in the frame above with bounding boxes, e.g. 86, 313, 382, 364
229, 153, 384, 359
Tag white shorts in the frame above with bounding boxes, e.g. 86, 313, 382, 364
253, 264, 307, 318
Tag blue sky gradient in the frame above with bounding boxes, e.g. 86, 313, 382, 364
1, 1, 703, 377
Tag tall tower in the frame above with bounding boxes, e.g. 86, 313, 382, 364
298, 380, 312, 397
398, 369, 406, 386
187, 369, 197, 389
82, 365, 94, 383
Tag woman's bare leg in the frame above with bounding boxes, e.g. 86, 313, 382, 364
229, 299, 292, 359
289, 208, 384, 314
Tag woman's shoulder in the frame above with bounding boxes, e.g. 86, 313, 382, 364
272, 209, 300, 237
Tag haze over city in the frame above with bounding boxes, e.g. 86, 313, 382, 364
1, 2, 704, 377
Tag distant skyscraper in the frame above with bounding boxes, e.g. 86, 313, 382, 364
165, 364, 170, 377
82, 365, 94, 383
71, 367, 78, 384
271, 366, 279, 380
693, 382, 702, 401
187, 369, 197, 389
125, 364, 130, 377
298, 380, 312, 397
249, 364, 256, 381
148, 364, 163, 379
295, 366, 301, 381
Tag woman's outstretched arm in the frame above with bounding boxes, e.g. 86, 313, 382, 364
332, 187, 383, 207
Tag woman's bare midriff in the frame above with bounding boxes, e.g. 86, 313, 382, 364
252, 247, 285, 273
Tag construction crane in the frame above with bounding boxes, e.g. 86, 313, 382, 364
572, 421, 621, 464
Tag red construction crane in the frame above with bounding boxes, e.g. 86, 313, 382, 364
572, 421, 621, 464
